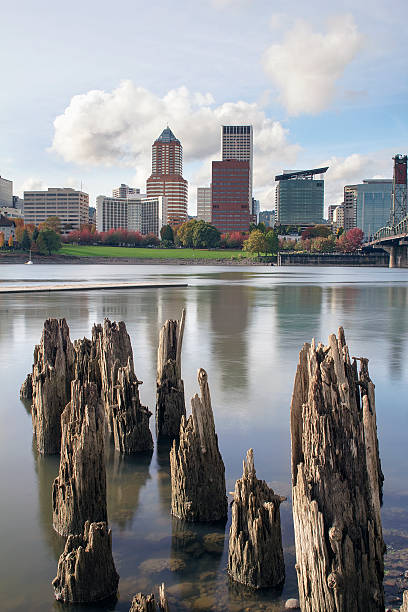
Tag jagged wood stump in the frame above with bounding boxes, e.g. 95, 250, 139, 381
170, 368, 227, 522
111, 358, 153, 453
29, 318, 75, 454
20, 373, 33, 400
52, 521, 119, 603
52, 380, 107, 536
228, 448, 286, 588
130, 584, 169, 611
291, 328, 385, 612
156, 309, 186, 438
400, 591, 408, 612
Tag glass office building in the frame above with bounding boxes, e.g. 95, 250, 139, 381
275, 175, 325, 225
353, 180, 392, 239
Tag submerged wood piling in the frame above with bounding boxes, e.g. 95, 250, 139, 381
156, 309, 186, 438
228, 448, 286, 589
170, 368, 227, 522
290, 328, 385, 612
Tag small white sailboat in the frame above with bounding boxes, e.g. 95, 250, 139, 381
25, 249, 33, 265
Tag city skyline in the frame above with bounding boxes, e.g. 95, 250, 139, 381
1, 0, 407, 214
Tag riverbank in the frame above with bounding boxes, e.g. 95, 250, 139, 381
0, 251, 263, 266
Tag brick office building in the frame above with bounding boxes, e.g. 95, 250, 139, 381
211, 160, 250, 233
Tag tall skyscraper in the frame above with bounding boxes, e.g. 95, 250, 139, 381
197, 187, 212, 222
146, 127, 188, 226
222, 125, 253, 207
211, 160, 250, 233
275, 167, 328, 226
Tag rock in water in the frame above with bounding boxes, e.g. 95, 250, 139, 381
130, 584, 169, 611
20, 373, 33, 400
228, 448, 286, 588
170, 368, 227, 522
52, 521, 119, 603
30, 318, 75, 454
52, 381, 107, 536
290, 328, 385, 612
156, 310, 186, 438
111, 358, 153, 453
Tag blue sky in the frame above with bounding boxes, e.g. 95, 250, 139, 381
1, 0, 407, 213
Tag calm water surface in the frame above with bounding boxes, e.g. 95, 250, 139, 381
0, 264, 407, 611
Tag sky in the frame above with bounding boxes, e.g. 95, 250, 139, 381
1, 0, 408, 215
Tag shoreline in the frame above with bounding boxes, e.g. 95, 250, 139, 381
0, 253, 264, 266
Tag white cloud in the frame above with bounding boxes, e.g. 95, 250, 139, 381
263, 15, 363, 115
322, 152, 392, 205
210, 0, 252, 7
19, 178, 48, 193
51, 81, 300, 210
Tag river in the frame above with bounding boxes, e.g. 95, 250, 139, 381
0, 264, 407, 611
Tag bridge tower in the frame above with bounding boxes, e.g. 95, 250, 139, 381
390, 154, 407, 226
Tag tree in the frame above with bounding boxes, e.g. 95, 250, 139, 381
311, 236, 336, 252
177, 220, 198, 247
265, 229, 278, 254
346, 228, 364, 251
0, 232, 4, 248
14, 218, 25, 243
38, 229, 61, 254
160, 224, 174, 243
243, 229, 267, 256
21, 229, 31, 251
40, 216, 62, 234
32, 227, 39, 242
8, 234, 14, 248
302, 224, 332, 240
192, 220, 220, 248
249, 222, 267, 234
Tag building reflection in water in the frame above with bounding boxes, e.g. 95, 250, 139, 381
106, 443, 152, 533
209, 284, 251, 391
156, 439, 172, 517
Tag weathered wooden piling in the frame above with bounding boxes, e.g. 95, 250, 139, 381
130, 584, 169, 611
290, 328, 385, 612
228, 448, 286, 588
400, 591, 408, 612
156, 309, 186, 438
29, 318, 75, 454
52, 381, 107, 536
20, 373, 32, 400
170, 368, 227, 522
52, 521, 119, 603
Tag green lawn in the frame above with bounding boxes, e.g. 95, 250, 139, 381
60, 245, 249, 260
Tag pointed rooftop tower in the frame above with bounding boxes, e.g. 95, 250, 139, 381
147, 126, 188, 226
157, 126, 180, 144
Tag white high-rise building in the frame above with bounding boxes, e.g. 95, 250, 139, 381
0, 176, 13, 207
221, 125, 253, 207
96, 195, 166, 237
197, 187, 212, 222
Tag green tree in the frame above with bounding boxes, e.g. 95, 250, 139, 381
243, 229, 267, 256
160, 224, 174, 243
249, 222, 267, 233
192, 220, 221, 248
265, 229, 278, 254
38, 229, 61, 254
177, 220, 197, 247
32, 227, 39, 242
21, 229, 31, 251
311, 236, 336, 252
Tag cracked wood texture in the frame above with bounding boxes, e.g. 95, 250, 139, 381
29, 318, 75, 454
156, 309, 186, 438
52, 381, 107, 536
400, 592, 408, 611
52, 521, 119, 603
290, 327, 385, 612
228, 448, 286, 588
170, 368, 227, 522
130, 584, 169, 611
92, 319, 153, 452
